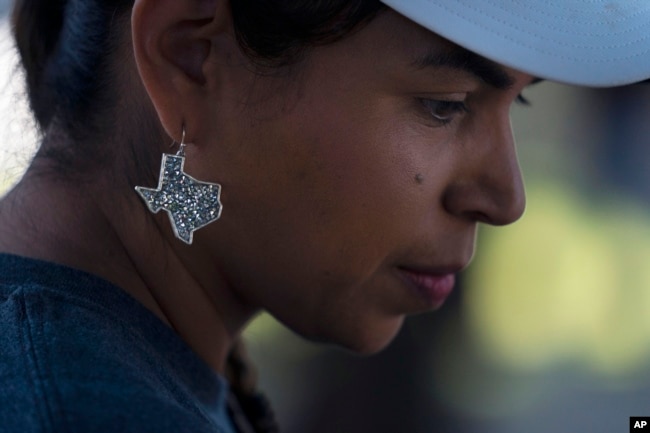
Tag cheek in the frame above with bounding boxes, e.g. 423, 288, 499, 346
237, 100, 446, 277
297, 103, 453, 239
290, 117, 414, 259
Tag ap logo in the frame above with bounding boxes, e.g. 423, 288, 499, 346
631, 417, 650, 431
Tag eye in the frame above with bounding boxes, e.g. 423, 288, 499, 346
419, 98, 469, 125
516, 93, 532, 106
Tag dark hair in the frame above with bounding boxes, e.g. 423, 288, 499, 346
12, 0, 132, 133
10, 0, 385, 431
232, 1, 385, 68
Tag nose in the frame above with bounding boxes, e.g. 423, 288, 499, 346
442, 115, 526, 226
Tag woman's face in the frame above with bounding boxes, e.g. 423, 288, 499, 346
189, 10, 534, 353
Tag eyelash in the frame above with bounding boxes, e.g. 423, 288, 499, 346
419, 98, 470, 126
420, 92, 532, 125
516, 93, 532, 106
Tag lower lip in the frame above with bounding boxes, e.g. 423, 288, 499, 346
398, 269, 456, 307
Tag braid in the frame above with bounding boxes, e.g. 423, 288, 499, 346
226, 339, 280, 433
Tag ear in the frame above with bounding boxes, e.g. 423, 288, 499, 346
131, 0, 232, 143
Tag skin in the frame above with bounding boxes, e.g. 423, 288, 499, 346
0, 0, 535, 373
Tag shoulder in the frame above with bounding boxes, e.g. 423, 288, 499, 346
0, 256, 234, 433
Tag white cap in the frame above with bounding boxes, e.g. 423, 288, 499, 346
380, 0, 650, 87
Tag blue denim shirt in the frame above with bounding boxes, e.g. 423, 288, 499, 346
0, 254, 236, 433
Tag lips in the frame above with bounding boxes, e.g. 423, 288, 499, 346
398, 266, 458, 307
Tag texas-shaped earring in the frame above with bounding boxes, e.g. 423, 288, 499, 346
135, 128, 223, 245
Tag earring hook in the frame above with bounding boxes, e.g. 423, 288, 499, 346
176, 126, 187, 157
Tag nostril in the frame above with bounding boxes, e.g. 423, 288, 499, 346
465, 210, 491, 224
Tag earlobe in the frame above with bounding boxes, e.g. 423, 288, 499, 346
131, 0, 230, 140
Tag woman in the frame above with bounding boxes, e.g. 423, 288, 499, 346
1, 1, 649, 432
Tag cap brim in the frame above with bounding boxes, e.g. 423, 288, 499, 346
381, 0, 650, 87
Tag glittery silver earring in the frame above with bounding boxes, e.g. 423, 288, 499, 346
135, 128, 223, 245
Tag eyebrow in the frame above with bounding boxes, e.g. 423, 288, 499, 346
413, 46, 516, 90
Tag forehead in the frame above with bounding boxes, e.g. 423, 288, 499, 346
361, 10, 457, 60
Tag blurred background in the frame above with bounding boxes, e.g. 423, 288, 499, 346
2, 2, 650, 432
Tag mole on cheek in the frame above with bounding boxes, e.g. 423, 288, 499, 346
415, 173, 424, 184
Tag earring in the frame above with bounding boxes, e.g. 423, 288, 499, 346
135, 128, 223, 245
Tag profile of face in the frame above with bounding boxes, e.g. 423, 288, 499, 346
134, 6, 534, 354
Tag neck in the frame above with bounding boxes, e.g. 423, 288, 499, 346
0, 162, 256, 373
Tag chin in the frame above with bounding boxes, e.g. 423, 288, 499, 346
342, 337, 395, 356
321, 315, 406, 356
